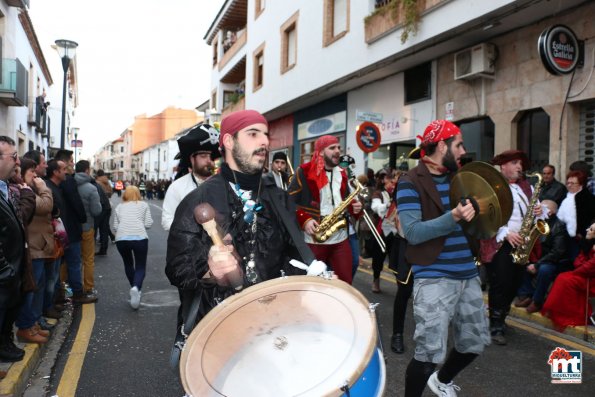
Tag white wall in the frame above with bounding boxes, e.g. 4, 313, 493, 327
240, 0, 518, 114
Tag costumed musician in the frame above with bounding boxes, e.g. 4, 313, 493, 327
484, 150, 548, 346
338, 154, 363, 278
288, 136, 363, 284
396, 120, 490, 397
165, 110, 319, 370
263, 151, 289, 190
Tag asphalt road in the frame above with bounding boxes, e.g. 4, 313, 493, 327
41, 196, 594, 396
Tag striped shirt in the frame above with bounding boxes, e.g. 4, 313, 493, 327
397, 174, 477, 279
113, 201, 153, 241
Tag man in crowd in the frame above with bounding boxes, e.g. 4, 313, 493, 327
487, 149, 546, 345
51, 150, 95, 304
94, 169, 115, 254
396, 120, 489, 397
515, 199, 570, 313
263, 151, 290, 190
166, 110, 313, 355
0, 136, 26, 363
161, 123, 220, 231
288, 135, 362, 284
539, 164, 566, 206
74, 160, 102, 299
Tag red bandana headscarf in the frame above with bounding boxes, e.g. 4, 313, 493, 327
417, 120, 461, 158
219, 109, 268, 147
309, 135, 339, 192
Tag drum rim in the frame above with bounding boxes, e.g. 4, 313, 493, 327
180, 276, 378, 396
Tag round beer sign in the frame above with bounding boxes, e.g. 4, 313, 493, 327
538, 25, 580, 75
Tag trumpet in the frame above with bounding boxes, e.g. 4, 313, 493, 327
350, 178, 386, 253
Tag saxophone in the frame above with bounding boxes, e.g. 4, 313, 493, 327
313, 181, 361, 243
510, 172, 550, 265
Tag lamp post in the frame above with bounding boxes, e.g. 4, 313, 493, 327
55, 39, 78, 149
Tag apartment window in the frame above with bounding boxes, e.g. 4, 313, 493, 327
458, 118, 495, 163
253, 43, 265, 92
255, 0, 265, 19
323, 0, 350, 47
120, 160, 124, 168
405, 62, 431, 104
120, 146, 124, 153
280, 11, 299, 74
211, 90, 217, 111
517, 108, 550, 172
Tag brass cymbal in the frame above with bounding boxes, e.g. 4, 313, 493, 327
449, 161, 512, 239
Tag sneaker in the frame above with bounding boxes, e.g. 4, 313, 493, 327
491, 331, 507, 345
130, 286, 141, 310
427, 371, 461, 397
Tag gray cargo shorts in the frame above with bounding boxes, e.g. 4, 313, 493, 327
412, 277, 490, 364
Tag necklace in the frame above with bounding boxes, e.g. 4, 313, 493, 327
231, 171, 263, 284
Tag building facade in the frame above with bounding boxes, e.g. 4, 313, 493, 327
205, 0, 593, 178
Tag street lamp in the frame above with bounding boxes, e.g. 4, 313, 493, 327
55, 39, 78, 149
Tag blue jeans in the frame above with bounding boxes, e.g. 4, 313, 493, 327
517, 262, 559, 305
349, 233, 360, 278
15, 258, 45, 329
116, 239, 148, 289
63, 241, 83, 294
44, 258, 62, 310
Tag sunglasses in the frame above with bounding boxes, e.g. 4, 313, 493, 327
0, 151, 18, 161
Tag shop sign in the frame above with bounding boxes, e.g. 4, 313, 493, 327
356, 122, 381, 153
538, 24, 581, 75
356, 110, 383, 123
297, 111, 346, 140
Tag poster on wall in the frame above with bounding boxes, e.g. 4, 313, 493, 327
297, 111, 346, 141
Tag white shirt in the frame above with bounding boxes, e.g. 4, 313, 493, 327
305, 167, 347, 245
496, 183, 547, 243
558, 190, 578, 237
161, 173, 204, 231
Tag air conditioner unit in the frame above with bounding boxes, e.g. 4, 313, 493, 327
454, 43, 496, 80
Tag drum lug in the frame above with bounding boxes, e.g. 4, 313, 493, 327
340, 381, 351, 396
368, 303, 380, 313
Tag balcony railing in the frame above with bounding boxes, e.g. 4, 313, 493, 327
219, 28, 247, 71
0, 58, 28, 106
6, 0, 29, 8
27, 97, 48, 134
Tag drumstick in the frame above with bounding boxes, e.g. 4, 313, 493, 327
194, 203, 224, 246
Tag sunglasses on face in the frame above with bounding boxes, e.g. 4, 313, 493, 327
0, 152, 18, 161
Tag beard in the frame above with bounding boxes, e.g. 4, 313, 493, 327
232, 144, 266, 174
442, 148, 459, 173
323, 152, 340, 169
192, 162, 213, 178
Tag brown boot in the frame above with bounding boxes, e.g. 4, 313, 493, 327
44, 307, 62, 319
33, 324, 50, 338
372, 278, 381, 293
16, 328, 48, 344
526, 302, 542, 314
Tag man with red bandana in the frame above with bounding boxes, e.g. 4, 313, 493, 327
288, 135, 362, 284
396, 120, 490, 397
166, 110, 315, 364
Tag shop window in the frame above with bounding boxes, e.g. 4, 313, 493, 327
281, 12, 299, 74
323, 0, 350, 47
253, 43, 265, 92
517, 109, 550, 171
404, 62, 431, 104
255, 0, 265, 19
458, 117, 495, 163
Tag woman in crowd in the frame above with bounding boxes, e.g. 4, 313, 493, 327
542, 221, 595, 331
557, 170, 595, 261
370, 169, 398, 293
113, 186, 153, 309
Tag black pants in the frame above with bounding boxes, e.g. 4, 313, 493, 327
370, 232, 395, 279
95, 209, 114, 252
391, 236, 412, 334
486, 242, 525, 331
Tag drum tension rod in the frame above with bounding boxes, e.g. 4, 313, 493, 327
340, 381, 351, 396
369, 303, 380, 313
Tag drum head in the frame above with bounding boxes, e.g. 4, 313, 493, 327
180, 276, 377, 397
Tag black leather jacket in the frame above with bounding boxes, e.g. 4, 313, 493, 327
166, 173, 306, 296
539, 180, 566, 206
0, 195, 25, 308
537, 215, 570, 267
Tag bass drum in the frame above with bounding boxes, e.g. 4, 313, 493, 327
180, 276, 385, 397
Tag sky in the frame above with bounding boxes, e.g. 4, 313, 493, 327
28, 0, 224, 157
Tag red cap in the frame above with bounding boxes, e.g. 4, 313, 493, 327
417, 120, 461, 157
219, 110, 268, 146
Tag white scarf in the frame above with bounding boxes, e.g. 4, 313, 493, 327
558, 190, 578, 237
